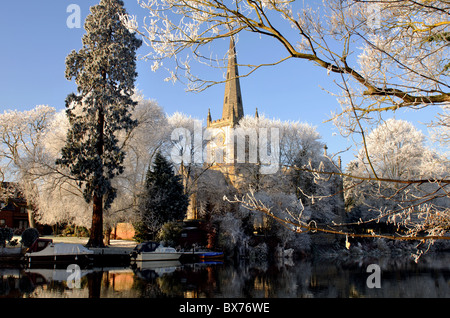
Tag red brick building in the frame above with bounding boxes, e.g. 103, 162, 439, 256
0, 183, 29, 230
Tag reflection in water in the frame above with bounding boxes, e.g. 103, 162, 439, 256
1, 253, 449, 298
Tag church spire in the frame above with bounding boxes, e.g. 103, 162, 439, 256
222, 35, 244, 127
207, 108, 212, 125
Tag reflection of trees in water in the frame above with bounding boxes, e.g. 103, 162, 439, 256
0, 271, 79, 298
87, 271, 102, 298
214, 260, 313, 298
310, 253, 450, 297
364, 254, 450, 297
1, 254, 449, 297
132, 264, 222, 298
132, 268, 180, 297
214, 255, 450, 298
0, 273, 44, 297
0, 276, 15, 297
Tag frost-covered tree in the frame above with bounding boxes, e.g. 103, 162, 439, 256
430, 104, 450, 153
235, 115, 324, 190
0, 105, 56, 228
135, 151, 189, 242
217, 115, 343, 255
26, 109, 99, 229
57, 0, 142, 247
345, 119, 449, 240
107, 95, 169, 231
33, 96, 168, 232
0, 107, 93, 229
345, 119, 448, 205
167, 112, 210, 196
236, 115, 342, 221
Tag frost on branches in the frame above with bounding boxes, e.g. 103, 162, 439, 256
128, 0, 450, 110
345, 119, 450, 251
0, 105, 57, 227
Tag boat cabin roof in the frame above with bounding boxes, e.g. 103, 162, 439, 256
28, 238, 53, 253
134, 241, 159, 253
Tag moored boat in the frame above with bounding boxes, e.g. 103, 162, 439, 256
179, 249, 224, 263
197, 251, 224, 261
130, 241, 183, 262
24, 239, 94, 266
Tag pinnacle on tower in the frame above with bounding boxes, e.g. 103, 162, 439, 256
207, 108, 212, 124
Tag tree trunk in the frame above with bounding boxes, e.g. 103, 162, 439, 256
88, 270, 103, 298
86, 194, 105, 248
86, 102, 106, 248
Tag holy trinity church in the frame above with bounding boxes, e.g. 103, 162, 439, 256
182, 36, 263, 219
181, 35, 344, 224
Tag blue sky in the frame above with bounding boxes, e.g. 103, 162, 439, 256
0, 1, 440, 166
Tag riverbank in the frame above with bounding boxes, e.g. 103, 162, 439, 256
11, 235, 138, 248
2, 236, 223, 267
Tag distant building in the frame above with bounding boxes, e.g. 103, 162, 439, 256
0, 182, 29, 230
111, 223, 135, 241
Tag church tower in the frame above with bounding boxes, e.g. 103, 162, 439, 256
206, 36, 246, 186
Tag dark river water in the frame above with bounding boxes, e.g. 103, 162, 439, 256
1, 253, 449, 298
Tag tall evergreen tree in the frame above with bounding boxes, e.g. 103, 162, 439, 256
57, 0, 142, 247
136, 152, 189, 241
